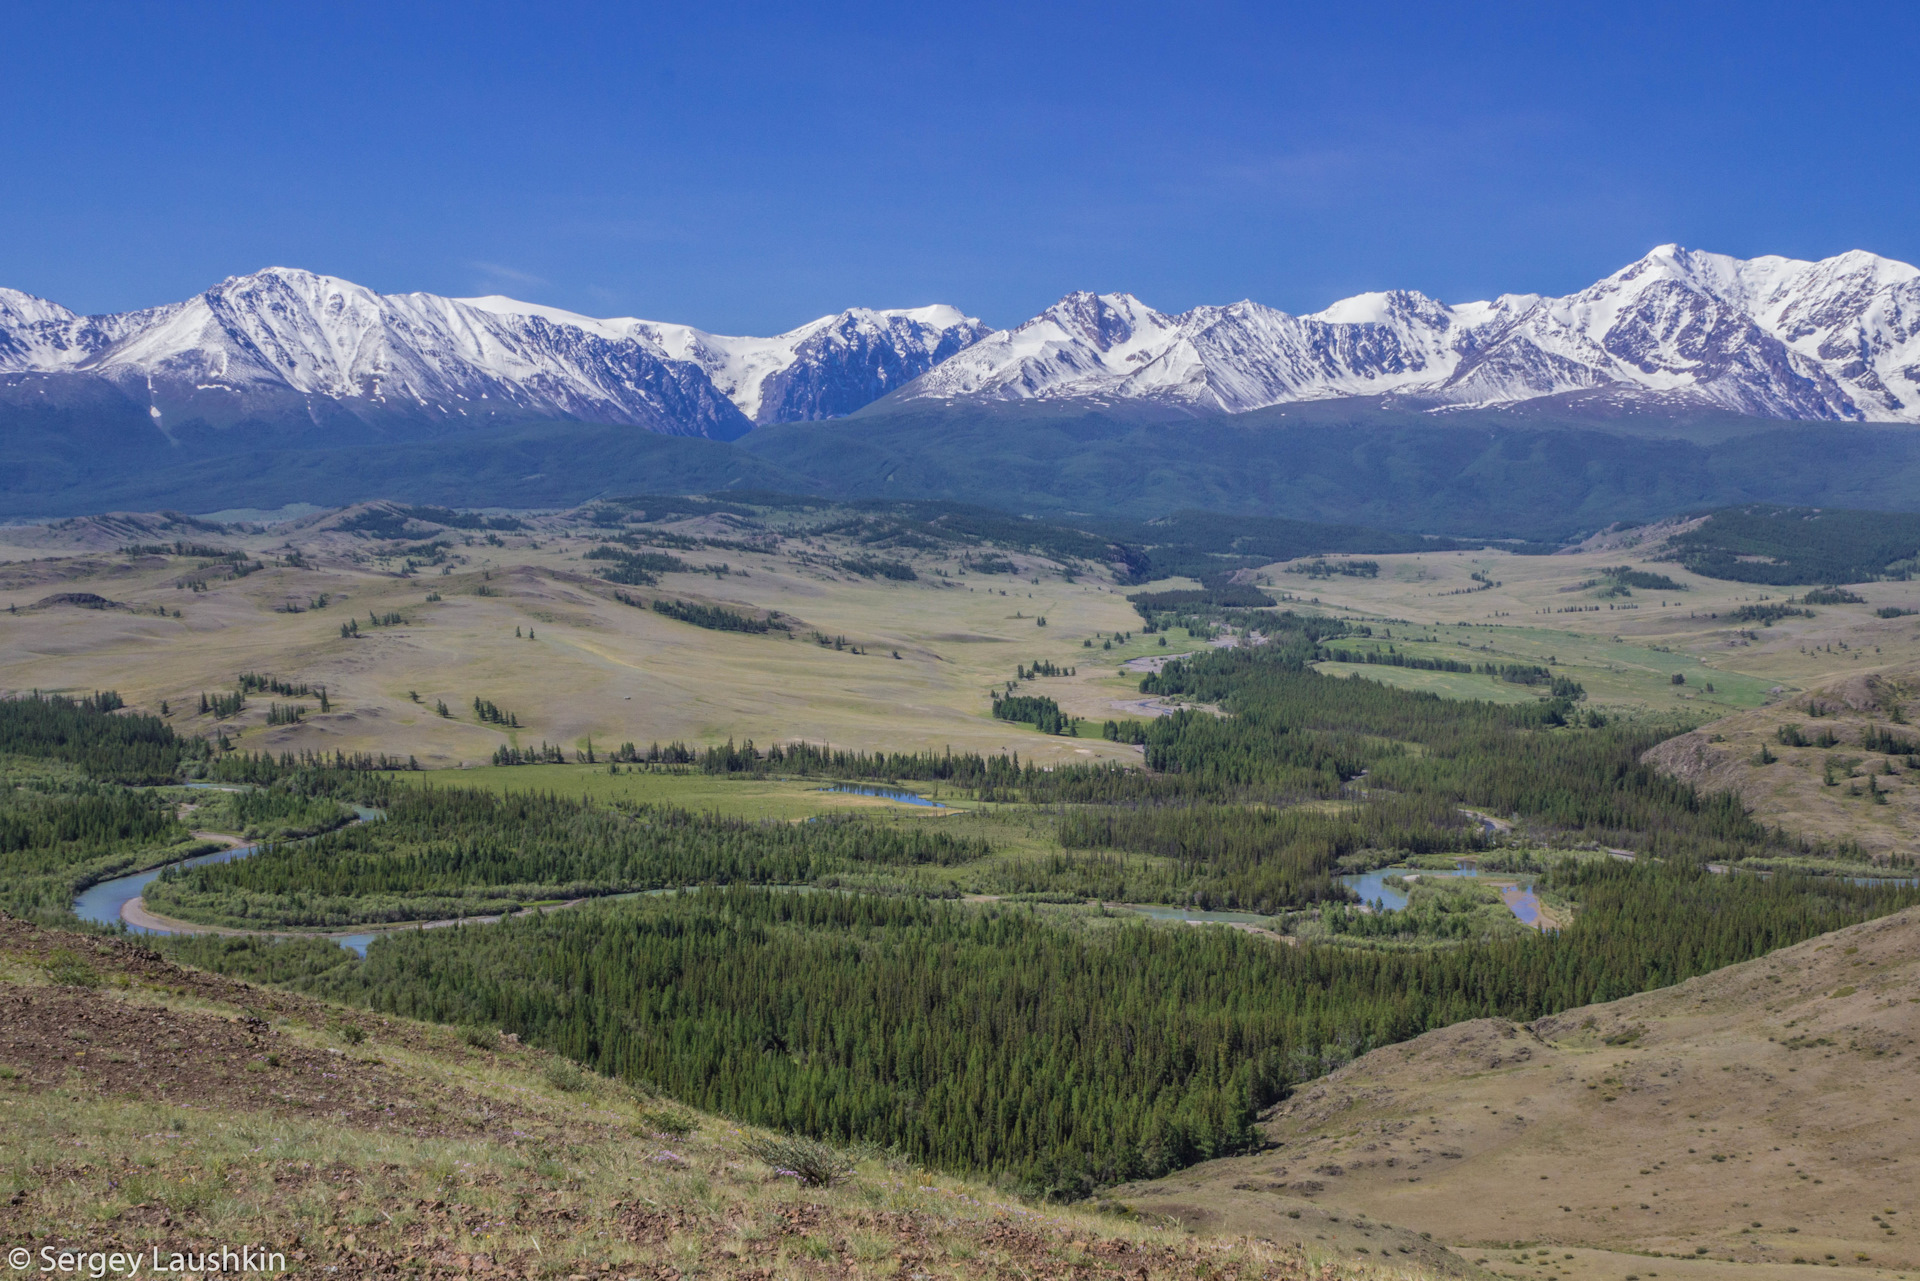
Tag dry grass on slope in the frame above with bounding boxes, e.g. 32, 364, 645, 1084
1114, 907, 1920, 1281
1644, 670, 1920, 865
0, 918, 1450, 1281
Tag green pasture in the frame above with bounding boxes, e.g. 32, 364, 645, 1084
1321, 622, 1780, 710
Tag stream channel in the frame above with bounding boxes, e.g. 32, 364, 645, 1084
73, 805, 389, 955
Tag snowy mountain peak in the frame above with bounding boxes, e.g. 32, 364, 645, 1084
0, 287, 79, 327
899, 246, 1920, 423
1306, 289, 1452, 328
1033, 292, 1171, 351
454, 296, 986, 423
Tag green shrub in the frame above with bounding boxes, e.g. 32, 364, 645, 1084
745, 1134, 854, 1187
640, 1106, 697, 1137
542, 1059, 589, 1092
43, 949, 101, 988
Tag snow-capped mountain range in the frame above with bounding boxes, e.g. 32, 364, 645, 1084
0, 268, 988, 440
906, 245, 1920, 423
0, 245, 1915, 441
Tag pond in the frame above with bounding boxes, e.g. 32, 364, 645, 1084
818, 785, 947, 808
1339, 866, 1545, 928
1116, 904, 1280, 927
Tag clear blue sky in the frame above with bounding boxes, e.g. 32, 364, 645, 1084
5, 1, 1916, 333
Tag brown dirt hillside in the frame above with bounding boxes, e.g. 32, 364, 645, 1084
1113, 906, 1920, 1281
1644, 670, 1920, 863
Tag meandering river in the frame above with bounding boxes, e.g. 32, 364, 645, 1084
73, 805, 387, 955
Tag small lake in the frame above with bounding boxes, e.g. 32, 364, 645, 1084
1117, 904, 1278, 927
1339, 867, 1483, 911
819, 785, 946, 808
1339, 866, 1545, 928
1500, 882, 1545, 927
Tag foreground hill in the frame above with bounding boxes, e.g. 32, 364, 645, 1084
1114, 905, 1920, 1281
0, 914, 1445, 1280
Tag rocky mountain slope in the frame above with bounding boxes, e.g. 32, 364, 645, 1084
902, 246, 1920, 422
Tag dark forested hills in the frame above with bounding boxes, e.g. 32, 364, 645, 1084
742, 400, 1920, 541
13, 379, 1920, 539
1661, 504, 1920, 584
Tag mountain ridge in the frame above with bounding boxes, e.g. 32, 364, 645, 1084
3, 246, 1916, 449
897, 245, 1920, 423
0, 268, 989, 439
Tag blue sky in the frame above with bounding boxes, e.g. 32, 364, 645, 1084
5, 1, 1916, 333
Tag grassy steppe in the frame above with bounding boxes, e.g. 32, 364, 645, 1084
0, 509, 1155, 769
1268, 544, 1920, 713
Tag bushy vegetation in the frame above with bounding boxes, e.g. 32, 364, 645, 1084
1127, 585, 1275, 614
334, 504, 523, 538
1730, 602, 1813, 624
836, 555, 916, 580
1320, 646, 1474, 674
583, 545, 690, 585
186, 784, 353, 841
1287, 559, 1379, 579
1299, 876, 1533, 947
1056, 794, 1478, 913
0, 777, 193, 919
613, 591, 782, 633
1601, 565, 1687, 592
651, 597, 781, 633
